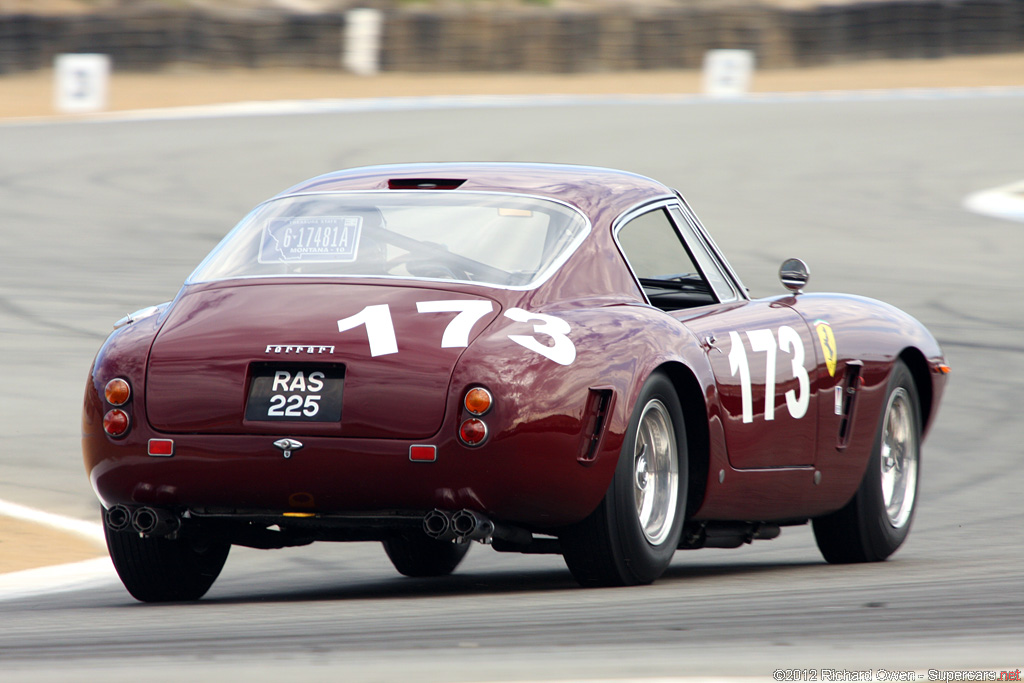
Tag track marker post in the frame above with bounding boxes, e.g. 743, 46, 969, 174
702, 49, 755, 98
343, 9, 384, 76
54, 53, 111, 113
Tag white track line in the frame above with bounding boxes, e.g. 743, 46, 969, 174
0, 499, 104, 544
3, 85, 1023, 127
0, 556, 114, 602
964, 179, 1024, 223
0, 499, 114, 601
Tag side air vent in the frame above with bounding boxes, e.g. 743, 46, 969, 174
387, 178, 466, 190
835, 360, 863, 451
578, 388, 614, 464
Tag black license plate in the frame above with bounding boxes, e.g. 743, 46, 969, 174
245, 364, 344, 422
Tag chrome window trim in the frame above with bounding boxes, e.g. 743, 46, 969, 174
672, 194, 750, 300
612, 197, 746, 308
185, 189, 593, 293
665, 205, 741, 303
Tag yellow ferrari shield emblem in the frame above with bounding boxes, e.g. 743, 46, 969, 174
815, 321, 838, 377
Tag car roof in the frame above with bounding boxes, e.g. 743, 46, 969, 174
275, 163, 676, 222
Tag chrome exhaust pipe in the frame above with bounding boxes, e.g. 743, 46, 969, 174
451, 509, 495, 543
131, 506, 180, 537
422, 509, 457, 541
423, 509, 533, 546
105, 504, 133, 532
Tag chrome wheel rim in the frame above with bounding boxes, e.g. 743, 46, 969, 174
880, 387, 918, 529
632, 399, 679, 546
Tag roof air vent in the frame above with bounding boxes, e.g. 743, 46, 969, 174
388, 178, 466, 190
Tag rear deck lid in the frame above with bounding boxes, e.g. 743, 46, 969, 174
145, 282, 500, 437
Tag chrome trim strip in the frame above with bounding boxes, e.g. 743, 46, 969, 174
673, 194, 750, 299
665, 204, 741, 303
611, 196, 747, 308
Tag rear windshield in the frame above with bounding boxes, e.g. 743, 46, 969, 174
187, 191, 590, 289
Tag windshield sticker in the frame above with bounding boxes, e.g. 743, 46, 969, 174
259, 216, 363, 263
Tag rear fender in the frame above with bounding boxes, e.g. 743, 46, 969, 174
83, 312, 165, 490
448, 301, 714, 526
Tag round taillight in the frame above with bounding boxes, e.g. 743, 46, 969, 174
104, 378, 131, 406
103, 409, 130, 437
464, 387, 493, 416
459, 418, 487, 446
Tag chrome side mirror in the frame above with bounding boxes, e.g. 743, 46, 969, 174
779, 258, 809, 294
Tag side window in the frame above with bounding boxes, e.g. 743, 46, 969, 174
667, 206, 739, 303
616, 208, 717, 311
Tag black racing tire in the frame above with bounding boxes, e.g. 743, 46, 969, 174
813, 360, 922, 564
382, 534, 471, 577
104, 511, 231, 603
560, 372, 687, 587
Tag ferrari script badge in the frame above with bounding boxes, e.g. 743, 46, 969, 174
265, 345, 335, 354
273, 438, 304, 459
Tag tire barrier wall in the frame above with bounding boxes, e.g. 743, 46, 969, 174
1, 2, 1023, 75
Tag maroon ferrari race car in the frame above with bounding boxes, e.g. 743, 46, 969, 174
83, 163, 948, 602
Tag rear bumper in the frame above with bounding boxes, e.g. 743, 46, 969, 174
84, 429, 609, 529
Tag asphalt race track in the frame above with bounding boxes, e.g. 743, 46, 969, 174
1, 92, 1023, 681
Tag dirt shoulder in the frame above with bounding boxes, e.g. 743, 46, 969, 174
3, 53, 1024, 121
0, 516, 106, 574
2, 52, 1022, 577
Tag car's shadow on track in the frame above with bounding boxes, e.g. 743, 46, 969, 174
184, 558, 826, 607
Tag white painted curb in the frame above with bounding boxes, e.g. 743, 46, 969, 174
3, 85, 1023, 127
0, 556, 115, 602
964, 179, 1024, 223
0, 499, 104, 544
0, 499, 114, 601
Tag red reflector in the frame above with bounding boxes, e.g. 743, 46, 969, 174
409, 445, 436, 462
148, 439, 175, 457
103, 409, 130, 437
459, 419, 487, 446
